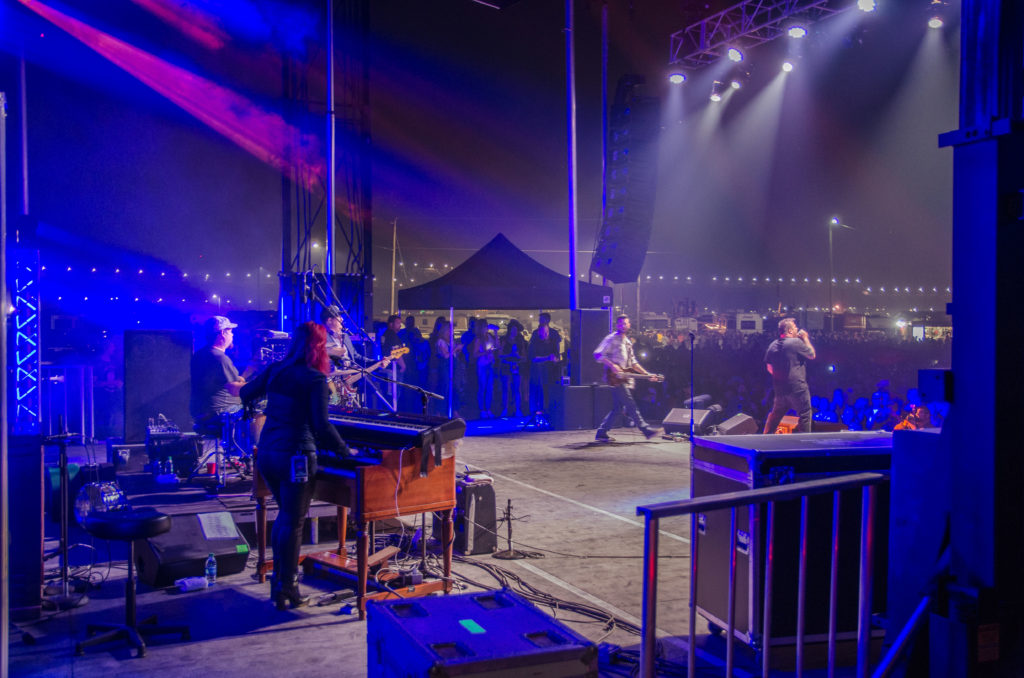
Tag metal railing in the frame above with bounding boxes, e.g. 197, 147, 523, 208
637, 471, 889, 678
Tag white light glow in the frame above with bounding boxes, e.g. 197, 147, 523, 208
787, 26, 807, 39
727, 48, 744, 63
668, 72, 686, 85
857, 0, 876, 11
928, 16, 943, 29
782, 61, 794, 72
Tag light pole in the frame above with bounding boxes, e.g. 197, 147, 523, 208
827, 217, 854, 332
828, 217, 837, 332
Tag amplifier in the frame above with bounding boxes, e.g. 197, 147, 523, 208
367, 589, 597, 677
434, 475, 496, 556
135, 512, 249, 587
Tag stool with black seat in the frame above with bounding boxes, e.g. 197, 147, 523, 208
76, 507, 190, 657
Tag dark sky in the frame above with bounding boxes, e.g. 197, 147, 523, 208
1, 0, 957, 310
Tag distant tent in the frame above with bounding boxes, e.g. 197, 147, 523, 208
397, 233, 611, 310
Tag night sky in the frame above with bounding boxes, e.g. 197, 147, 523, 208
1, 0, 958, 321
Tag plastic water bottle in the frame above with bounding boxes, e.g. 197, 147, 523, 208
205, 553, 217, 586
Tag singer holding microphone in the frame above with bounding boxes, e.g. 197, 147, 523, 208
763, 317, 817, 434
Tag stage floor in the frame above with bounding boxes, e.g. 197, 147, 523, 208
11, 429, 746, 677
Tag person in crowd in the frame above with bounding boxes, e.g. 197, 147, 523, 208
428, 317, 452, 415
241, 322, 349, 610
474, 323, 498, 418
499, 319, 527, 417
528, 312, 562, 420
190, 315, 256, 433
762, 318, 816, 433
593, 315, 663, 442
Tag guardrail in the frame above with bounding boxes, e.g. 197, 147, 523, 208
636, 471, 889, 677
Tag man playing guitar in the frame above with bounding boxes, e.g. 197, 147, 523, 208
593, 315, 663, 442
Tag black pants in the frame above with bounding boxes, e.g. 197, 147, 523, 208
763, 388, 812, 433
257, 448, 317, 587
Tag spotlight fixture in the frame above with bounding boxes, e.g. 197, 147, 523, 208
857, 0, 876, 11
782, 61, 794, 72
726, 47, 744, 63
787, 25, 808, 38
928, 16, 943, 28
710, 80, 724, 102
730, 80, 742, 90
668, 72, 687, 85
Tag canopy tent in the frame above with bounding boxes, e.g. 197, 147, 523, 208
397, 233, 611, 311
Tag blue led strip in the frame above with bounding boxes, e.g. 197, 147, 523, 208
12, 250, 40, 434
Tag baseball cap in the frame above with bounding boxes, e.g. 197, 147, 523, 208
320, 305, 342, 322
205, 315, 238, 335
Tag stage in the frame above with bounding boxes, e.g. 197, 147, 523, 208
11, 429, 731, 678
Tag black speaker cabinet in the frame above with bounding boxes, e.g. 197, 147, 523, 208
135, 512, 249, 587
716, 413, 758, 436
9, 435, 44, 620
552, 385, 594, 430
124, 330, 193, 443
691, 432, 891, 650
435, 478, 497, 556
663, 407, 714, 435
570, 310, 610, 386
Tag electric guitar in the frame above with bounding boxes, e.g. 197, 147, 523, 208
604, 364, 664, 387
329, 346, 409, 403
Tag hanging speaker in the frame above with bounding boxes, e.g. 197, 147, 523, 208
590, 77, 660, 284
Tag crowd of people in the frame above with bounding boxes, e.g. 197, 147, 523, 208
633, 327, 951, 431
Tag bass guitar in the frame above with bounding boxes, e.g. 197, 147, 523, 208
604, 365, 664, 387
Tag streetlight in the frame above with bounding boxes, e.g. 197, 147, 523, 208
827, 217, 855, 331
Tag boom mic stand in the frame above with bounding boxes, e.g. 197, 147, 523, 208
43, 419, 89, 610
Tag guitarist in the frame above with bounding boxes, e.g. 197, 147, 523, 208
593, 315, 663, 442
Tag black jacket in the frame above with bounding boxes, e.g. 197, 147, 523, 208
241, 360, 348, 455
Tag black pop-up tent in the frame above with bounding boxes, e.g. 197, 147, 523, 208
397, 233, 611, 310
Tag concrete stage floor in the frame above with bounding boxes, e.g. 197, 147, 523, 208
10, 429, 761, 678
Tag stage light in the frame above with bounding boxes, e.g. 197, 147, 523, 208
857, 0, 876, 11
727, 48, 744, 63
787, 25, 808, 39
782, 61, 794, 72
730, 80, 742, 90
668, 72, 686, 85
710, 80, 724, 102
928, 16, 943, 28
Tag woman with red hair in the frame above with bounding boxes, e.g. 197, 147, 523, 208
241, 321, 349, 609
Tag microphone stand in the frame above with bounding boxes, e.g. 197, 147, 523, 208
689, 333, 696, 440
43, 419, 89, 610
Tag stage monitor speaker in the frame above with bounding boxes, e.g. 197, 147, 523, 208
124, 330, 193, 443
135, 512, 249, 587
715, 413, 758, 436
570, 310, 610, 386
663, 407, 719, 435
552, 385, 594, 430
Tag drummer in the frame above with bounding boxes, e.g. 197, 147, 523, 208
190, 315, 257, 434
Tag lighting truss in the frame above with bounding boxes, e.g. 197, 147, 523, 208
669, 0, 850, 68
12, 250, 41, 435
